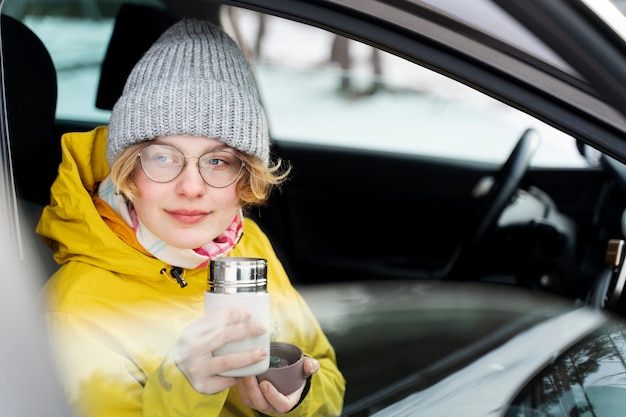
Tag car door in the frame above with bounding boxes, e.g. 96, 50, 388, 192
230, 9, 614, 292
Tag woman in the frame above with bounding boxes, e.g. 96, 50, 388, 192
37, 18, 345, 417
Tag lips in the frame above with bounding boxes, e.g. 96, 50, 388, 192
167, 209, 209, 224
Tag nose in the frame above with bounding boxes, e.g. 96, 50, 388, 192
174, 159, 206, 197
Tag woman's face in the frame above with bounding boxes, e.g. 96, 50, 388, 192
132, 135, 241, 249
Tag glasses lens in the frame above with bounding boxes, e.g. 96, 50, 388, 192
138, 144, 244, 187
139, 144, 184, 183
198, 150, 244, 188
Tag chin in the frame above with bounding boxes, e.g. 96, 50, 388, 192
167, 236, 214, 250
170, 241, 207, 250
160, 227, 222, 250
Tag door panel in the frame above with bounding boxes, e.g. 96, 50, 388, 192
252, 141, 612, 287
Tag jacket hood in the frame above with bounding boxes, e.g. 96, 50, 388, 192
37, 127, 169, 282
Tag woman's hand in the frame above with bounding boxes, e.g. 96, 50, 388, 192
236, 357, 320, 414
174, 307, 268, 394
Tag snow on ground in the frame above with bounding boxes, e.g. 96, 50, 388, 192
23, 10, 587, 167
234, 10, 586, 166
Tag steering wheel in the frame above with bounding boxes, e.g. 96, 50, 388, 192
438, 129, 541, 278
467, 128, 541, 248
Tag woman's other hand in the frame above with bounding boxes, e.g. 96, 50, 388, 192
174, 307, 268, 394
236, 357, 320, 414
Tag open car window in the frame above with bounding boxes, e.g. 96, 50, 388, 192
4, 2, 590, 169
230, 9, 589, 168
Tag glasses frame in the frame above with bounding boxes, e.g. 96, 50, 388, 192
137, 143, 246, 188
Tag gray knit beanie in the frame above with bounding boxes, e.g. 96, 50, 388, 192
106, 18, 269, 166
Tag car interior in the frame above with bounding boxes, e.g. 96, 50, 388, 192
4, 0, 626, 319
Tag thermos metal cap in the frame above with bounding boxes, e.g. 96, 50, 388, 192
208, 257, 268, 294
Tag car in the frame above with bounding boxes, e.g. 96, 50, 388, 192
3, 0, 626, 416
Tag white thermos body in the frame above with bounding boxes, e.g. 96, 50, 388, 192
205, 257, 270, 377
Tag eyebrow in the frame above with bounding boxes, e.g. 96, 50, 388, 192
150, 140, 235, 154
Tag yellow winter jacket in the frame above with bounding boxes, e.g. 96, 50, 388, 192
36, 127, 345, 417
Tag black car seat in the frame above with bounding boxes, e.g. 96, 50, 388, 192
1, 13, 59, 278
2, 13, 57, 204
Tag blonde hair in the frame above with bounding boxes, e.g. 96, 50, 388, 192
109, 141, 290, 210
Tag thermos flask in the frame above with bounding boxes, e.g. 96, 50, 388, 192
205, 257, 270, 377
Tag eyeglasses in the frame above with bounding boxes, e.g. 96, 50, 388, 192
138, 143, 245, 188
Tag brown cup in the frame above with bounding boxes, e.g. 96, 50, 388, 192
256, 342, 305, 395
